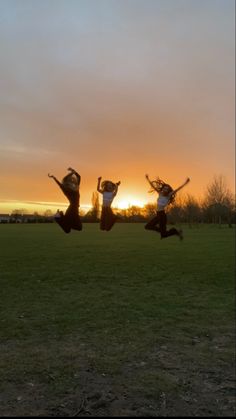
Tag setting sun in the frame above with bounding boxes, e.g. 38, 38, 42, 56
116, 198, 145, 210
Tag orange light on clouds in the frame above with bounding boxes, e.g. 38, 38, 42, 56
0, 1, 234, 211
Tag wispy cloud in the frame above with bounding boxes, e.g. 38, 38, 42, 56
0, 0, 235, 206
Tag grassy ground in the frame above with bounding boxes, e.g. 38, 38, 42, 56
0, 223, 235, 416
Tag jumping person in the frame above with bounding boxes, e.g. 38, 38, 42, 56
145, 174, 190, 240
48, 167, 82, 233
97, 177, 121, 231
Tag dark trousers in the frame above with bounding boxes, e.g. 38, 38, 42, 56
55, 205, 82, 234
100, 206, 117, 231
145, 210, 179, 239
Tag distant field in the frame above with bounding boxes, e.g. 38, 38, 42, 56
0, 223, 235, 416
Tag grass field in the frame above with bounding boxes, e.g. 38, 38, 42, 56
0, 223, 235, 416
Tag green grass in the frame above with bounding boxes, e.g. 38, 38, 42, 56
0, 223, 235, 415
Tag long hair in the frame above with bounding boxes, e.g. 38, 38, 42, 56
149, 177, 176, 205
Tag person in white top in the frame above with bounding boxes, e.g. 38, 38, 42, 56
145, 174, 190, 240
97, 177, 121, 231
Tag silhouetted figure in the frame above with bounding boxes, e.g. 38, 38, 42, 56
48, 167, 82, 234
97, 177, 121, 231
145, 174, 190, 240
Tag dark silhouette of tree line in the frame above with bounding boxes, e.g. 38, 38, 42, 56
86, 175, 235, 227
1, 175, 235, 226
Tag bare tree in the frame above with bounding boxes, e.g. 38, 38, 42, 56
89, 191, 100, 221
44, 209, 53, 217
203, 175, 234, 226
143, 203, 156, 219
168, 194, 184, 225
11, 208, 28, 222
183, 194, 201, 227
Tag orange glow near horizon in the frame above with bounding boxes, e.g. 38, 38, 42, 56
0, 196, 149, 214
115, 197, 146, 210
0, 1, 234, 212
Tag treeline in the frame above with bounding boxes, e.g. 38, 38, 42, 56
85, 175, 235, 226
2, 175, 235, 226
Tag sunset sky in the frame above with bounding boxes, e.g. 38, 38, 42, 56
0, 0, 235, 213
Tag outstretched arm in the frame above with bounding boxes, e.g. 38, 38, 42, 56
173, 177, 190, 194
97, 176, 103, 193
48, 173, 62, 188
67, 167, 81, 185
113, 181, 121, 197
145, 174, 158, 192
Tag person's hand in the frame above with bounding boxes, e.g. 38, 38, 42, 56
48, 173, 54, 178
116, 181, 121, 186
98, 176, 102, 181
145, 174, 149, 180
67, 167, 74, 172
186, 177, 190, 183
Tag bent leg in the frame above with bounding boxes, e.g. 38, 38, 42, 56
106, 208, 117, 231
145, 214, 160, 232
55, 214, 71, 234
72, 216, 83, 231
159, 212, 179, 239
100, 207, 106, 230
65, 205, 82, 232
165, 227, 180, 238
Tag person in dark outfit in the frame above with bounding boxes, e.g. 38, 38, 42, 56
97, 177, 121, 231
48, 167, 82, 234
145, 174, 190, 240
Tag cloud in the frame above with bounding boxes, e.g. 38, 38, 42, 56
0, 0, 235, 205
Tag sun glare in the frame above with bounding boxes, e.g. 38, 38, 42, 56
116, 198, 145, 210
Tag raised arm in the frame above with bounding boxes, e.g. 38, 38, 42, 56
113, 181, 121, 197
173, 177, 190, 194
145, 174, 158, 192
97, 176, 103, 193
48, 173, 63, 189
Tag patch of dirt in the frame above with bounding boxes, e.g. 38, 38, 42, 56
0, 333, 235, 417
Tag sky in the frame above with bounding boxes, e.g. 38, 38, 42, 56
0, 0, 235, 213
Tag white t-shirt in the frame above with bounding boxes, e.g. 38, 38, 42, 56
103, 191, 115, 207
157, 193, 172, 211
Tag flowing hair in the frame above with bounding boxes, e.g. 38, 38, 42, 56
149, 177, 176, 205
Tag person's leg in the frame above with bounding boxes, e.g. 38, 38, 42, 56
54, 212, 71, 233
100, 207, 106, 230
159, 211, 181, 239
106, 207, 117, 231
72, 215, 83, 231
65, 206, 82, 231
158, 211, 167, 238
145, 213, 160, 232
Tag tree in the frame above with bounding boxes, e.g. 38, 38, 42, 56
85, 191, 100, 222
203, 175, 234, 226
168, 195, 184, 224
125, 205, 144, 221
143, 203, 156, 219
183, 194, 201, 227
11, 208, 28, 222
44, 209, 53, 217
